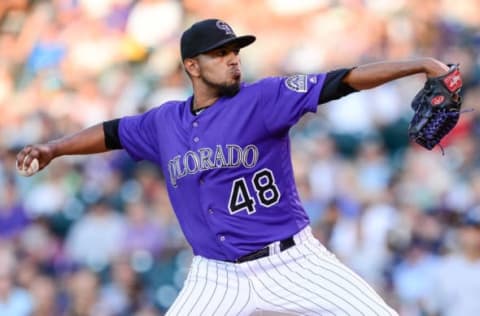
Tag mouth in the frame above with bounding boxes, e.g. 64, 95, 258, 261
231, 68, 241, 81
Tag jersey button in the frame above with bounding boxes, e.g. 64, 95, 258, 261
193, 137, 199, 143
193, 121, 199, 127
208, 208, 213, 214
219, 235, 226, 242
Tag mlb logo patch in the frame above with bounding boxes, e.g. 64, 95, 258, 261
285, 75, 308, 93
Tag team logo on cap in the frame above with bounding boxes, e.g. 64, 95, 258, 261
216, 20, 234, 35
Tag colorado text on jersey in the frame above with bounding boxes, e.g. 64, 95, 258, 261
167, 144, 259, 186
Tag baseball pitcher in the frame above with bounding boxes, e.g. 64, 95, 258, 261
17, 19, 461, 315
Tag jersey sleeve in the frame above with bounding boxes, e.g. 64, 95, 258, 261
319, 68, 358, 103
258, 74, 327, 134
118, 109, 159, 162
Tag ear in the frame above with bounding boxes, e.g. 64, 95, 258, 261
184, 58, 200, 78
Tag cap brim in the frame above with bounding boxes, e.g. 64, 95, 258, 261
197, 35, 256, 55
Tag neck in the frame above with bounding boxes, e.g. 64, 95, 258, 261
192, 78, 231, 110
191, 80, 220, 110
192, 94, 219, 110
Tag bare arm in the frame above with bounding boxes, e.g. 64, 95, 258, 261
344, 57, 450, 90
16, 123, 111, 173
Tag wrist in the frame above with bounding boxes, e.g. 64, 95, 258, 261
422, 57, 449, 78
47, 141, 61, 158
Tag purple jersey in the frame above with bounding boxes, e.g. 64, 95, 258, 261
118, 74, 326, 261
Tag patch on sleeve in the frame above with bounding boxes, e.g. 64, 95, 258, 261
285, 74, 309, 93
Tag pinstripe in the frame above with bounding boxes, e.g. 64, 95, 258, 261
211, 263, 229, 315
266, 256, 340, 315
291, 245, 381, 315
283, 248, 369, 316
254, 258, 325, 315
307, 242, 394, 313
309, 242, 381, 295
178, 260, 208, 315
297, 227, 310, 244
304, 241, 397, 315
235, 266, 252, 315
184, 258, 209, 316
269, 255, 349, 315
249, 281, 282, 314
198, 261, 219, 315
166, 259, 199, 316
173, 260, 200, 315
223, 265, 240, 315
167, 228, 396, 316
245, 261, 300, 315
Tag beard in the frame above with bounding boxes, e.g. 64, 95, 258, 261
202, 76, 241, 98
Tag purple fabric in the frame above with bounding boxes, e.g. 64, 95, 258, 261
0, 204, 30, 239
119, 74, 326, 261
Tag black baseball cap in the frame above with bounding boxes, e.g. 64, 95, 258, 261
180, 19, 256, 60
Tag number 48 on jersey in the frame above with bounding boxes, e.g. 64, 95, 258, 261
228, 168, 281, 215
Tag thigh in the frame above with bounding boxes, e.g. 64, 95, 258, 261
166, 257, 255, 316
247, 242, 398, 316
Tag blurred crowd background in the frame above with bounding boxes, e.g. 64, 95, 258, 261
0, 0, 480, 315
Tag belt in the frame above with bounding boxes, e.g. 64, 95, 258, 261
235, 236, 296, 263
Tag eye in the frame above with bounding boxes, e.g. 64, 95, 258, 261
213, 48, 239, 57
216, 49, 228, 57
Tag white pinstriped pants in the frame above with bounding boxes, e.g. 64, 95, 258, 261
167, 227, 398, 316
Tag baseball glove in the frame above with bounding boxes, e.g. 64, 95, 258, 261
408, 64, 463, 151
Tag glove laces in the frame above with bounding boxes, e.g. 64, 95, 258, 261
416, 108, 473, 155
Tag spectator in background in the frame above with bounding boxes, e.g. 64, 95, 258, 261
123, 201, 165, 256
0, 179, 30, 241
0, 0, 478, 315
0, 244, 33, 316
330, 199, 399, 289
125, 0, 182, 50
17, 219, 65, 282
424, 206, 480, 316
23, 166, 69, 218
64, 198, 126, 271
29, 274, 61, 316
308, 133, 343, 205
101, 257, 149, 316
24, 22, 66, 78
354, 139, 392, 203
392, 237, 439, 316
66, 268, 107, 316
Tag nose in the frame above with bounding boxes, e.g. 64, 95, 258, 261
228, 51, 240, 65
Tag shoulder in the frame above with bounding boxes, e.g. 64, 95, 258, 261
149, 100, 185, 114
245, 74, 323, 94
243, 76, 283, 90
158, 99, 186, 109
118, 100, 188, 135
239, 77, 284, 100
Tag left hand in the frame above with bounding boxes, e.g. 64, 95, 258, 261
408, 64, 463, 151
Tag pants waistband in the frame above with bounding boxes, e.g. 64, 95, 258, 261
234, 226, 312, 263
